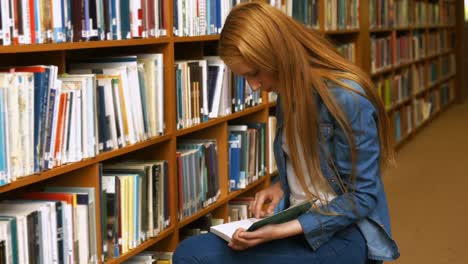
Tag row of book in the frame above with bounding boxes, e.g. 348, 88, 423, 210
175, 57, 261, 130
337, 43, 356, 64
374, 59, 456, 110
173, 0, 360, 37
228, 123, 266, 191
177, 140, 220, 220
440, 54, 456, 79
394, 104, 412, 142
0, 0, 167, 45
0, 160, 171, 264
0, 187, 99, 264
370, 0, 455, 29
323, 0, 359, 30
370, 33, 454, 74
375, 69, 412, 110
101, 160, 170, 261
0, 54, 165, 186
173, 0, 244, 36
440, 0, 456, 26
393, 80, 455, 141
270, 0, 320, 29
271, 0, 358, 31
426, 30, 455, 57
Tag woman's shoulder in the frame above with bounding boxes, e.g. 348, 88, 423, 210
326, 79, 376, 115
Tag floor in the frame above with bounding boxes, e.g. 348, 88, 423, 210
382, 100, 468, 264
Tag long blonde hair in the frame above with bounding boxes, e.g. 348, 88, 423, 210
219, 2, 395, 209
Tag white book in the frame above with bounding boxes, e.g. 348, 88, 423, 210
70, 65, 137, 145
0, 220, 12, 264
136, 57, 155, 137
210, 218, 259, 242
73, 89, 83, 162
6, 74, 20, 180
17, 74, 29, 177
1, 0, 12, 45
204, 57, 225, 118
211, 201, 311, 243
155, 54, 164, 135
0, 205, 31, 264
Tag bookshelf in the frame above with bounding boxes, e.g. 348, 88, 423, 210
0, 0, 461, 263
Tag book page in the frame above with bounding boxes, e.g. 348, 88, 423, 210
209, 218, 259, 242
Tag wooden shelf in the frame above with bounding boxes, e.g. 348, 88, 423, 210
371, 66, 393, 76
0, 134, 172, 194
173, 35, 220, 43
387, 97, 412, 112
324, 29, 360, 35
175, 104, 267, 137
226, 176, 267, 200
370, 28, 393, 33
105, 226, 176, 264
0, 37, 170, 54
395, 131, 412, 150
394, 26, 411, 31
268, 101, 277, 108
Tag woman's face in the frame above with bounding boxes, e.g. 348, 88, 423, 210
229, 61, 276, 93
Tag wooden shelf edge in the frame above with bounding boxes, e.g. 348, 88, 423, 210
177, 177, 267, 229
104, 226, 176, 264
268, 101, 277, 108
0, 134, 172, 194
173, 35, 220, 43
369, 28, 393, 33
386, 97, 412, 112
175, 104, 267, 137
323, 29, 360, 35
0, 37, 170, 53
226, 176, 267, 200
177, 197, 227, 229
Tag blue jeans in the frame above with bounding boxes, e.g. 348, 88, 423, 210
173, 225, 369, 264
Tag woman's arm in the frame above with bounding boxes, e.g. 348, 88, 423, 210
297, 85, 381, 250
229, 219, 303, 250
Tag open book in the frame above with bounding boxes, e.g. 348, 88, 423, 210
210, 200, 311, 242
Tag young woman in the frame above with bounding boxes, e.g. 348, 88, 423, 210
173, 2, 400, 264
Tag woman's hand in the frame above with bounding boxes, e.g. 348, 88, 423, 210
250, 182, 284, 218
228, 220, 303, 251
228, 225, 277, 250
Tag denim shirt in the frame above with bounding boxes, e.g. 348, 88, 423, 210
273, 80, 400, 261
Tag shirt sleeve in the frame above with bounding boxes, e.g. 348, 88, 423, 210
297, 85, 381, 250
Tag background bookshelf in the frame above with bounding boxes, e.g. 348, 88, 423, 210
0, 0, 462, 263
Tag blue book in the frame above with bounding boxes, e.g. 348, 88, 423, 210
228, 134, 242, 191
395, 112, 401, 141
215, 0, 221, 33
120, 0, 131, 39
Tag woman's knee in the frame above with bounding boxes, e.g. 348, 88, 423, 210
173, 233, 229, 263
